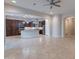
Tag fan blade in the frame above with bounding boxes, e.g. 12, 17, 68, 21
53, 4, 61, 7
50, 6, 53, 9
46, 0, 50, 2
54, 0, 61, 3
43, 4, 50, 6
33, 3, 36, 5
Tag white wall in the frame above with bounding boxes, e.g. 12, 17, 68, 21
45, 16, 51, 36
4, 15, 6, 37
45, 14, 64, 38
51, 15, 63, 37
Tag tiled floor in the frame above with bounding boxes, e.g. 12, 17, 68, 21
4, 35, 75, 59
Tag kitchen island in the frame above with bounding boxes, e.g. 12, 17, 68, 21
21, 27, 43, 38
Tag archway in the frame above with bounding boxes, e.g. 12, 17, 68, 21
64, 16, 75, 37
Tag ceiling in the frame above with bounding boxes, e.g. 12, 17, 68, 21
4, 0, 75, 15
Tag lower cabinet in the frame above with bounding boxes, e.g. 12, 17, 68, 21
6, 19, 22, 36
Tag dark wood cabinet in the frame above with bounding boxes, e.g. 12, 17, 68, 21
6, 20, 12, 36
6, 19, 22, 36
39, 21, 45, 35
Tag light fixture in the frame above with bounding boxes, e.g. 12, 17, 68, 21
12, 0, 16, 3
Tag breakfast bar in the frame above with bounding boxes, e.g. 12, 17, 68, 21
21, 27, 43, 38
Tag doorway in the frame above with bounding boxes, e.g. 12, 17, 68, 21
64, 17, 75, 37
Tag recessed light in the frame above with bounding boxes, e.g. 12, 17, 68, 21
12, 0, 16, 3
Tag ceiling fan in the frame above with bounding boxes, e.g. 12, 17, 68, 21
33, 0, 61, 9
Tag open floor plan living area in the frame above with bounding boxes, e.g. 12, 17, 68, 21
4, 0, 75, 59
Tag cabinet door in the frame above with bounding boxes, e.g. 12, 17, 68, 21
6, 19, 22, 36
6, 20, 12, 36
11, 20, 21, 35
11, 20, 16, 35
15, 20, 21, 35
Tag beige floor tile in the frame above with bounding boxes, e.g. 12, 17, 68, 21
5, 36, 75, 59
